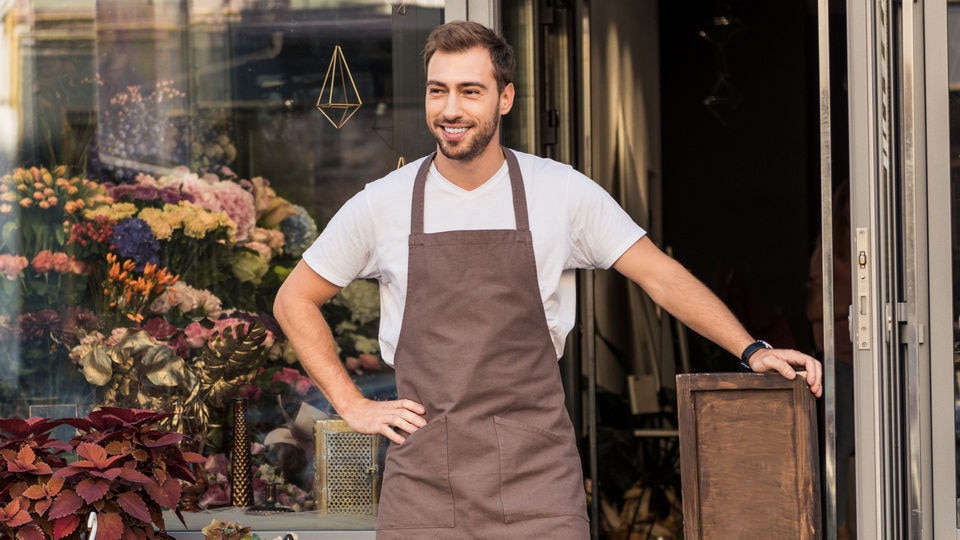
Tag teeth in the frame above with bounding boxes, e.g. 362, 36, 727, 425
444, 127, 467, 134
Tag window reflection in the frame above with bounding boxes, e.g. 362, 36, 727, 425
1, 0, 442, 532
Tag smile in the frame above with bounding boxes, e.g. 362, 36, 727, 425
443, 126, 467, 134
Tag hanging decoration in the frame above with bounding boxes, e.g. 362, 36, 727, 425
396, 156, 406, 169
316, 45, 362, 129
393, 3, 408, 15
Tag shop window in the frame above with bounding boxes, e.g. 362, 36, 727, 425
0, 0, 442, 534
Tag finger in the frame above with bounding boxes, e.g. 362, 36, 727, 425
811, 359, 824, 397
398, 398, 427, 415
784, 351, 823, 397
768, 353, 797, 380
381, 426, 407, 445
390, 413, 424, 435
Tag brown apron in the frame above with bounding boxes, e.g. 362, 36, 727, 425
376, 149, 589, 539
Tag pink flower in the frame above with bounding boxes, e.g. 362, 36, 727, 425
346, 353, 382, 373
0, 254, 27, 280
358, 353, 381, 371
30, 250, 54, 273
240, 383, 263, 401
183, 321, 210, 348
51, 251, 71, 273
204, 453, 230, 478
199, 483, 231, 508
271, 367, 314, 396
244, 241, 273, 261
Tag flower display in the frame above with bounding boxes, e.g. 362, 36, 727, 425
198, 439, 314, 513
1, 158, 384, 516
0, 166, 112, 256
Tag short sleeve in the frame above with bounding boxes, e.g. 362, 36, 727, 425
566, 172, 646, 269
301, 190, 378, 286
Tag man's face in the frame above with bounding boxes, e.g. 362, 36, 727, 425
425, 47, 514, 162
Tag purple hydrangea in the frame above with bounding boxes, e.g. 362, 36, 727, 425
111, 217, 160, 271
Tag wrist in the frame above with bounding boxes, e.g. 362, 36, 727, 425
739, 339, 772, 370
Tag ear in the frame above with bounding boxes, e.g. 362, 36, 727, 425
499, 82, 515, 115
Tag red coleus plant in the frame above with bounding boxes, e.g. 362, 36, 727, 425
0, 407, 205, 540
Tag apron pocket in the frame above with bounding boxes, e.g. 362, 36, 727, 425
377, 416, 455, 529
493, 415, 589, 523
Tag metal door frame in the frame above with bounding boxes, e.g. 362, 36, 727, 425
926, 0, 958, 537
847, 0, 937, 537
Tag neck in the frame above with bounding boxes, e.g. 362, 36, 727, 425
433, 144, 506, 191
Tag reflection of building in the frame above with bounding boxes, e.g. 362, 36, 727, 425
5, 0, 960, 537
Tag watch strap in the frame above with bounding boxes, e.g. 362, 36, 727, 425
739, 339, 772, 369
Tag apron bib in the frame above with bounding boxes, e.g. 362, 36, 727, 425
375, 149, 589, 539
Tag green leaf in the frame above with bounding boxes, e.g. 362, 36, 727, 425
54, 224, 67, 247
1, 221, 18, 251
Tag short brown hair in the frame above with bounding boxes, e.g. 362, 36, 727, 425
423, 21, 515, 92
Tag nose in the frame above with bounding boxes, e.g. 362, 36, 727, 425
441, 93, 461, 120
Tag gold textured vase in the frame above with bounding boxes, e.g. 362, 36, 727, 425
230, 398, 253, 507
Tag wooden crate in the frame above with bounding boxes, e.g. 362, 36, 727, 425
676, 372, 821, 539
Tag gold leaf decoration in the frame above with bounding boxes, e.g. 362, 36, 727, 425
194, 321, 267, 408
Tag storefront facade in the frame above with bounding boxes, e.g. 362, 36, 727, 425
5, 0, 960, 538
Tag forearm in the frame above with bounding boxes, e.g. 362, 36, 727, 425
644, 259, 755, 359
615, 238, 823, 396
613, 238, 754, 359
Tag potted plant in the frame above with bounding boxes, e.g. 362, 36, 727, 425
0, 407, 205, 540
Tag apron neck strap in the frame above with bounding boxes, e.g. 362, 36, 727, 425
410, 148, 530, 234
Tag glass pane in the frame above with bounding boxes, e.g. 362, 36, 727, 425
1, 0, 442, 533
950, 0, 960, 528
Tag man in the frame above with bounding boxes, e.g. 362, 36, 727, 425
274, 20, 823, 538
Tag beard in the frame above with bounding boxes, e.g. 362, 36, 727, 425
433, 109, 501, 162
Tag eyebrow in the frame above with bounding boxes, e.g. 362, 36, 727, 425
426, 80, 489, 90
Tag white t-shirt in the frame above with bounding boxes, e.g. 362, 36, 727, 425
303, 150, 646, 364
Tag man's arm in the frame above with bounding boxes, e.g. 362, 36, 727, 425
612, 237, 823, 397
274, 261, 426, 443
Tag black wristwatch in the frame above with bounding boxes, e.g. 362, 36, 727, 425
739, 339, 772, 370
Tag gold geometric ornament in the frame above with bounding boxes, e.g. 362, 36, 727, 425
317, 45, 362, 129
393, 3, 408, 15
396, 156, 406, 169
